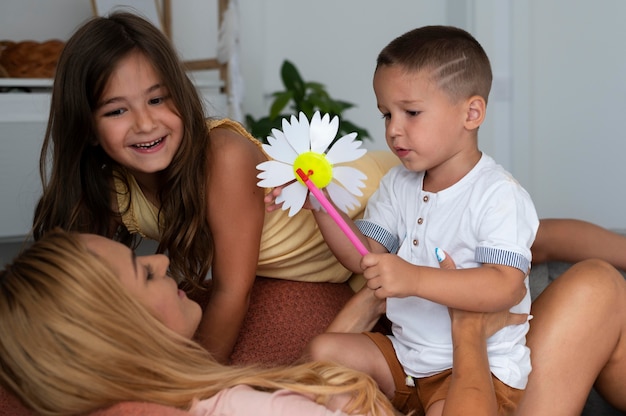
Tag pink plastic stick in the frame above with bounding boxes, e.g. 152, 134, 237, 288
296, 168, 369, 256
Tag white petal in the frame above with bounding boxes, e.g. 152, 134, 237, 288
256, 160, 295, 187
282, 112, 310, 154
325, 132, 367, 164
326, 181, 361, 213
262, 129, 299, 163
332, 166, 367, 196
276, 181, 309, 216
310, 112, 339, 154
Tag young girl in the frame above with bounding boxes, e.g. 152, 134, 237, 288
0, 229, 396, 416
31, 11, 397, 363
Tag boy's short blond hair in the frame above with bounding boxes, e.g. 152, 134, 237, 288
376, 25, 492, 104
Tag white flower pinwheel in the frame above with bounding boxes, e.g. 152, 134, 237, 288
256, 111, 368, 216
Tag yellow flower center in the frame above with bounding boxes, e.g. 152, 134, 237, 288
293, 151, 333, 188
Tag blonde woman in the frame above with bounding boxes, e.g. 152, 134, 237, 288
0, 229, 397, 416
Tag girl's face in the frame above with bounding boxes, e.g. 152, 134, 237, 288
93, 51, 183, 178
81, 234, 202, 339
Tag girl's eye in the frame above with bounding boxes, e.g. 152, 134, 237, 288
407, 110, 421, 117
103, 108, 126, 117
380, 113, 391, 121
148, 96, 164, 105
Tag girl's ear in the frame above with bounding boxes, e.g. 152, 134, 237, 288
465, 96, 486, 130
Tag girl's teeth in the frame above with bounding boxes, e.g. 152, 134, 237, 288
134, 138, 163, 149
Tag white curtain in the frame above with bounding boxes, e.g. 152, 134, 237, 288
217, 0, 244, 121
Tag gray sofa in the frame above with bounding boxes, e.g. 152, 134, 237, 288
530, 261, 625, 415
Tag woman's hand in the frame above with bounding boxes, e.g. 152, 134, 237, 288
436, 247, 529, 336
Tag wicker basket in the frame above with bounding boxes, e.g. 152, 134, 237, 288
0, 39, 64, 78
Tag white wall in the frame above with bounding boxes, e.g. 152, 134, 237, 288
509, 1, 626, 229
1, 0, 625, 229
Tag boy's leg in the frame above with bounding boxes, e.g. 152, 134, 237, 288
306, 331, 423, 415
520, 259, 626, 415
533, 218, 626, 270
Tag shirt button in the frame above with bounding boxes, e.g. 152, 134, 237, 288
423, 195, 429, 202
417, 218, 424, 225
412, 239, 419, 246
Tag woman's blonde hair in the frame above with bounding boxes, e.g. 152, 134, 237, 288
0, 229, 394, 416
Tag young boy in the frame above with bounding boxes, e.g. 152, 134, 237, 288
304, 26, 539, 415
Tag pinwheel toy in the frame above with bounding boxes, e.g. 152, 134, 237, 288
256, 111, 369, 255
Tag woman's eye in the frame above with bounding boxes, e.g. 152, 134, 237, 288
145, 266, 155, 281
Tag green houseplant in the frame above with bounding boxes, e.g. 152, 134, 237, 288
245, 60, 371, 144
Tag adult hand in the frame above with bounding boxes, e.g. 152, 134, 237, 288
436, 248, 529, 337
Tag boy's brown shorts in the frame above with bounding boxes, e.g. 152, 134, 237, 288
364, 332, 525, 416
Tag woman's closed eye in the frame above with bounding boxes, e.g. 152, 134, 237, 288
144, 265, 155, 281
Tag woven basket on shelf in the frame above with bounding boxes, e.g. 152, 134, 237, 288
0, 39, 64, 78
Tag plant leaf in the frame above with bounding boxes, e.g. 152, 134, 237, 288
281, 60, 305, 102
270, 91, 293, 119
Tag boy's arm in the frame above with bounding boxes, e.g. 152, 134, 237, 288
311, 202, 388, 273
363, 255, 526, 311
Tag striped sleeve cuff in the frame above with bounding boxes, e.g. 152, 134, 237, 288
475, 247, 530, 273
355, 220, 400, 254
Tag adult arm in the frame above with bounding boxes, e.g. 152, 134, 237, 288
439, 251, 528, 416
444, 308, 527, 416
197, 127, 267, 363
532, 218, 626, 271
325, 285, 386, 333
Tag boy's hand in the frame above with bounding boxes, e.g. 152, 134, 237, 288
360, 252, 419, 298
264, 186, 286, 212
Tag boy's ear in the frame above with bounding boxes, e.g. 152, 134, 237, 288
465, 96, 486, 129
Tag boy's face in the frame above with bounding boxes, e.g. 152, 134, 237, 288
373, 65, 477, 178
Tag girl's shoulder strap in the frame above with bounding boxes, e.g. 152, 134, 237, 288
207, 118, 263, 148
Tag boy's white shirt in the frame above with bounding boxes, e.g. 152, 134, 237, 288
357, 153, 539, 389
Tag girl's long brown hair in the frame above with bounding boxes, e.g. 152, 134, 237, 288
32, 12, 213, 287
0, 230, 394, 416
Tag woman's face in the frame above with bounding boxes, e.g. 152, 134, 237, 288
81, 234, 201, 339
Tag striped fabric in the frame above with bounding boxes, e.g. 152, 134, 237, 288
475, 246, 530, 273
355, 219, 400, 254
